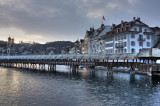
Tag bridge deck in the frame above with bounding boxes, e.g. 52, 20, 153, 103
0, 52, 160, 75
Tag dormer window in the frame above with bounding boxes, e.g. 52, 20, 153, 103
144, 29, 147, 32
134, 28, 137, 31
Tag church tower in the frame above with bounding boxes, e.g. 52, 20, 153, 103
7, 36, 15, 55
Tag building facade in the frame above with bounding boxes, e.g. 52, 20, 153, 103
82, 17, 160, 55
84, 24, 112, 54
103, 17, 160, 54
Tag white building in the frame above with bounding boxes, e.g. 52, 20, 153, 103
83, 17, 160, 55
103, 17, 160, 54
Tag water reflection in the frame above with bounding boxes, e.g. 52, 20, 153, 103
0, 66, 160, 106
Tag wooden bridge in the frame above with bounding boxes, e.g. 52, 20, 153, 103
0, 48, 160, 76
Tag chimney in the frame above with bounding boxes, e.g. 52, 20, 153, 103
137, 17, 140, 21
133, 17, 136, 21
112, 24, 116, 28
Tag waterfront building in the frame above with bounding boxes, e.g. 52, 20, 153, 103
69, 40, 83, 54
83, 17, 160, 54
83, 25, 112, 54
102, 17, 160, 54
89, 24, 105, 54
79, 39, 84, 54
81, 17, 160, 55
83, 28, 94, 54
151, 27, 160, 48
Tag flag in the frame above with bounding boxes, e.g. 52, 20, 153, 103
102, 16, 105, 21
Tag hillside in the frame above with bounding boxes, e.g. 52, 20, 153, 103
14, 41, 74, 55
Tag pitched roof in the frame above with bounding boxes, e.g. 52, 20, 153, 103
105, 17, 150, 36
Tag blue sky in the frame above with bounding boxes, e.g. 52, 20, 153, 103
0, 0, 159, 43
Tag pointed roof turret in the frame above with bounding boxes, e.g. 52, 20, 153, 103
8, 36, 11, 40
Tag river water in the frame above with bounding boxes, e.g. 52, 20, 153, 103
0, 66, 160, 106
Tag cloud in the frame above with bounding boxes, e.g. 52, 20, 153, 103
127, 0, 138, 5
107, 2, 121, 9
0, 0, 159, 43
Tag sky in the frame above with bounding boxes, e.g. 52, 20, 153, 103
0, 0, 160, 44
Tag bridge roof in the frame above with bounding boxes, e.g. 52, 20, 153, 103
1, 48, 160, 60
103, 53, 138, 60
0, 53, 139, 60
138, 48, 160, 58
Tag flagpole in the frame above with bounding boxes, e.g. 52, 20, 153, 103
102, 16, 105, 24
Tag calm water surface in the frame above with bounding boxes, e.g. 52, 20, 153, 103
0, 66, 160, 106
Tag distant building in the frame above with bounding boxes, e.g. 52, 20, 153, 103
0, 47, 5, 55
7, 37, 15, 55
0, 41, 7, 55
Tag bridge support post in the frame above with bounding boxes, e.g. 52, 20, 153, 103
50, 64, 56, 72
34, 64, 37, 70
39, 64, 45, 71
70, 65, 79, 74
107, 66, 113, 75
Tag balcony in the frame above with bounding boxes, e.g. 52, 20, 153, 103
138, 37, 146, 41
115, 44, 124, 48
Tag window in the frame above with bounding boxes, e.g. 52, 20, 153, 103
147, 35, 150, 39
124, 49, 127, 53
115, 50, 117, 53
131, 48, 135, 53
121, 35, 123, 40
139, 42, 143, 46
124, 34, 126, 39
120, 35, 122, 40
144, 29, 147, 32
118, 36, 120, 40
121, 35, 124, 39
115, 36, 117, 41
147, 42, 150, 47
139, 34, 143, 38
115, 43, 117, 47
120, 49, 123, 53
131, 41, 135, 46
134, 28, 137, 31
131, 34, 135, 38
123, 42, 127, 47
